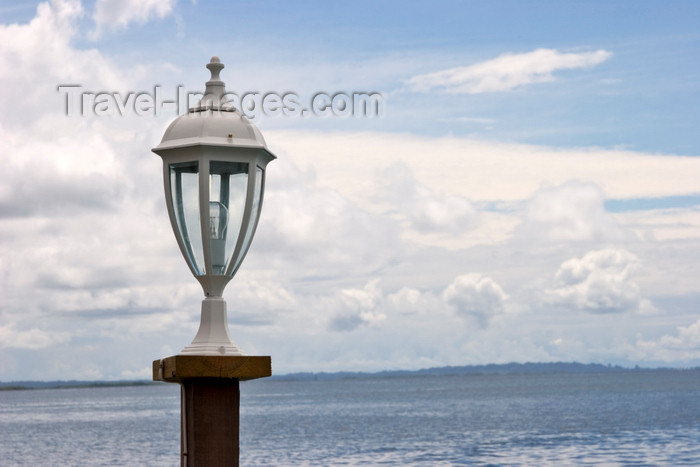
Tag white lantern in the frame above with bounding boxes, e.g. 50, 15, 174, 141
153, 57, 275, 355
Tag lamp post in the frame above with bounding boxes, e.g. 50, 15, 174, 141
151, 56, 275, 467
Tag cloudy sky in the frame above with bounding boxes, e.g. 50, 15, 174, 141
1, 0, 699, 381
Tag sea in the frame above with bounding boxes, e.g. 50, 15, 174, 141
1, 370, 699, 466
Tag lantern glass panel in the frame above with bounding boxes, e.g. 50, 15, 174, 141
232, 166, 264, 274
208, 161, 248, 275
169, 161, 204, 275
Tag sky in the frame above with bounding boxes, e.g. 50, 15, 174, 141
1, 0, 699, 381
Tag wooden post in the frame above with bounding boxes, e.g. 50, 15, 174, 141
153, 355, 271, 467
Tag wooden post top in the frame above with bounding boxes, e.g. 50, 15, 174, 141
153, 355, 271, 382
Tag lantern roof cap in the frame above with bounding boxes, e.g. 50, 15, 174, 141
153, 57, 274, 156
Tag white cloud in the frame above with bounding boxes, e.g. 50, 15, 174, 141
0, 122, 125, 218
0, 0, 172, 313
92, 0, 176, 37
386, 287, 435, 316
520, 181, 625, 242
252, 157, 402, 279
377, 162, 476, 234
226, 272, 298, 317
0, 0, 127, 115
635, 319, 700, 363
618, 207, 700, 242
327, 280, 386, 332
266, 130, 700, 207
407, 48, 612, 94
0, 324, 71, 349
442, 273, 508, 326
545, 248, 644, 313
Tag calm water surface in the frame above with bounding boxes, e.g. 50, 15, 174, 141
1, 370, 699, 466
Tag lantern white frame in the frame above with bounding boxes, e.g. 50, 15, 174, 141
158, 147, 273, 297
152, 57, 276, 355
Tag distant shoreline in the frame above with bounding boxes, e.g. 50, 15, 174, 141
266, 361, 700, 382
0, 380, 160, 391
2, 362, 698, 390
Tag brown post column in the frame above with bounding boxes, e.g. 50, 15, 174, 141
153, 355, 271, 467
181, 378, 240, 466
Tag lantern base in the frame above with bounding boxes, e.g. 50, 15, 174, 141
179, 297, 245, 356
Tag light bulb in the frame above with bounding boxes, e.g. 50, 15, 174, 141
209, 201, 229, 273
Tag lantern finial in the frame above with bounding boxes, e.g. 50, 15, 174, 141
206, 56, 224, 83
194, 56, 229, 112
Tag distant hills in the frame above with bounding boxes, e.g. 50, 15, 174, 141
3, 362, 696, 390
266, 361, 696, 381
0, 380, 158, 390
